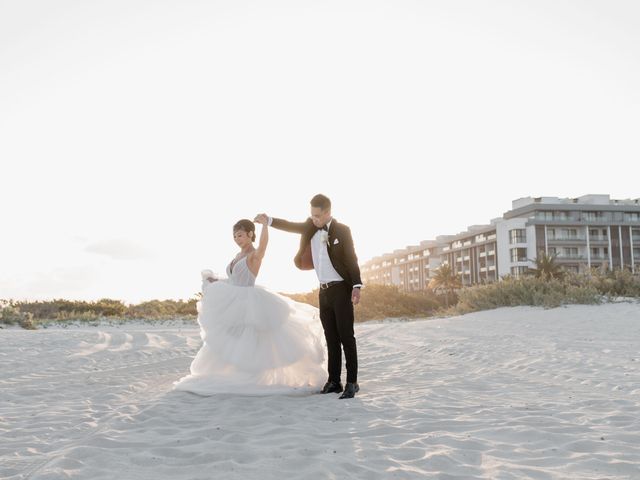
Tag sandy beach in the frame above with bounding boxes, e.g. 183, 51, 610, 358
2, 302, 639, 479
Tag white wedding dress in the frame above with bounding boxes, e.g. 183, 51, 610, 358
172, 256, 326, 395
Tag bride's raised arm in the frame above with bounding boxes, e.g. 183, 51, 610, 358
247, 218, 269, 277
254, 220, 269, 261
247, 220, 268, 278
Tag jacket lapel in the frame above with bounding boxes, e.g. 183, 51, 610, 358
327, 218, 338, 250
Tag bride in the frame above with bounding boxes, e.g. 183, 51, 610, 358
172, 216, 326, 395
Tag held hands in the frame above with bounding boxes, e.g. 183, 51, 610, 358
351, 288, 361, 305
254, 213, 269, 225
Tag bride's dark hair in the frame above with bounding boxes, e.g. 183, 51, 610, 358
233, 219, 256, 242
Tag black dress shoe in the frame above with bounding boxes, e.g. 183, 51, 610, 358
339, 382, 360, 399
320, 381, 343, 394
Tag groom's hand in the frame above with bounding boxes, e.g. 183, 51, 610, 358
254, 213, 269, 224
351, 288, 361, 305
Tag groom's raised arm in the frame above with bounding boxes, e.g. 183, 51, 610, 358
268, 216, 308, 235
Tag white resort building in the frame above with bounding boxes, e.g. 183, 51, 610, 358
361, 195, 640, 291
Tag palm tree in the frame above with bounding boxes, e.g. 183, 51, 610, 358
429, 263, 462, 307
527, 251, 565, 280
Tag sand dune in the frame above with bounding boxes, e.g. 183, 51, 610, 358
1, 303, 639, 479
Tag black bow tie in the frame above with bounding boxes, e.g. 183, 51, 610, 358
318, 225, 328, 232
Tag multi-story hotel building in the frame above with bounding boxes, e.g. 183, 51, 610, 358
441, 224, 499, 286
361, 195, 640, 291
361, 240, 446, 292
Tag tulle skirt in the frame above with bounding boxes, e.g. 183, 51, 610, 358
173, 281, 326, 395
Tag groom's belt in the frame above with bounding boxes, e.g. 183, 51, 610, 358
319, 281, 343, 290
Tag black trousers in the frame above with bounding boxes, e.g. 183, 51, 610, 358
319, 282, 358, 384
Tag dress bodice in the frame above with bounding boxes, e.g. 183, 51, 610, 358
226, 256, 256, 287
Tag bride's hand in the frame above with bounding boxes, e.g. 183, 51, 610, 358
201, 269, 218, 282
254, 213, 269, 226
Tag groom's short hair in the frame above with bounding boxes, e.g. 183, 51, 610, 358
310, 194, 331, 211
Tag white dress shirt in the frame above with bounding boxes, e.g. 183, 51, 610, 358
311, 219, 344, 283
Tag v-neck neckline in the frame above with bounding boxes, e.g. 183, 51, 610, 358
230, 254, 249, 273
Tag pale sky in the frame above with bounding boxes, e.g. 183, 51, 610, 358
1, 1, 639, 303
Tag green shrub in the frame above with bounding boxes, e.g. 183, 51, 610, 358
10, 298, 199, 324
588, 269, 640, 298
285, 284, 442, 322
128, 299, 197, 318
454, 275, 602, 315
0, 303, 37, 329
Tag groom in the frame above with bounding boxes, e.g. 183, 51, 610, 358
255, 194, 363, 399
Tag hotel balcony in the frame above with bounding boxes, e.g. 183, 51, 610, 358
535, 213, 582, 222
554, 255, 586, 261
588, 235, 609, 243
548, 236, 587, 242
